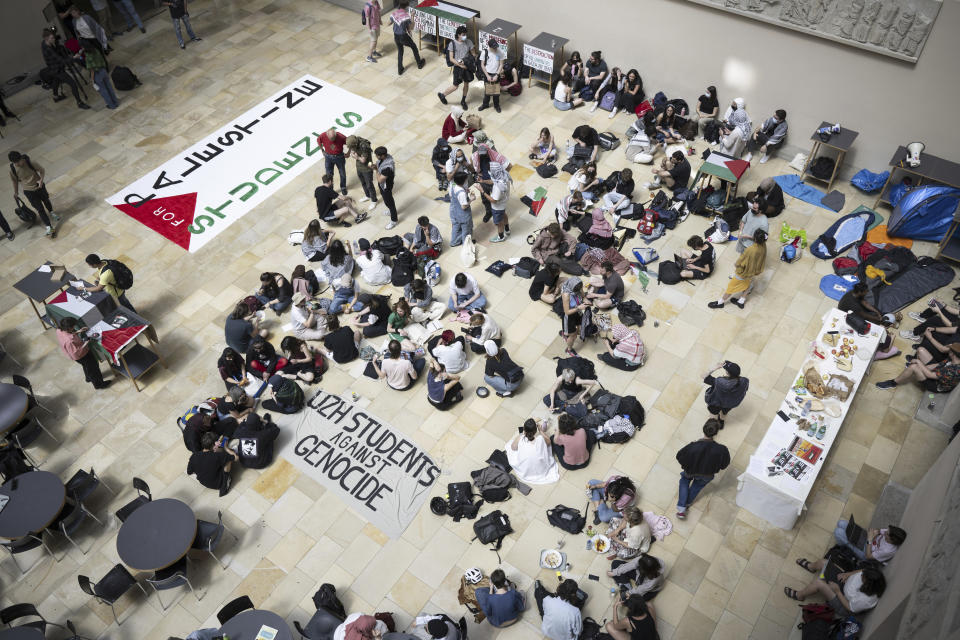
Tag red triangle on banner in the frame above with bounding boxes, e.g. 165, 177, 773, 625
723, 159, 751, 180
99, 324, 146, 358
49, 290, 68, 305
417, 0, 439, 6
114, 192, 198, 250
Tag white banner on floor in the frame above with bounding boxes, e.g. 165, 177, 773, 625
106, 75, 383, 252
281, 389, 440, 538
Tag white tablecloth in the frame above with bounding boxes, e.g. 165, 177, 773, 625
735, 308, 882, 529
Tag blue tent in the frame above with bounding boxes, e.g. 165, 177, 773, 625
888, 186, 960, 241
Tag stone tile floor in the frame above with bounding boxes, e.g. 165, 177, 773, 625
0, 1, 951, 638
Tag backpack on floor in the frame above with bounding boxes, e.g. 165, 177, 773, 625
657, 205, 679, 230
617, 395, 646, 428
598, 132, 620, 151
652, 92, 667, 110
621, 202, 646, 221
375, 235, 403, 256
472, 510, 512, 558
616, 300, 646, 326
599, 416, 636, 443
447, 482, 481, 521
313, 583, 347, 620
424, 259, 441, 287
105, 259, 134, 290
657, 259, 683, 285
537, 163, 558, 179
391, 249, 417, 287
798, 619, 833, 640
515, 256, 539, 278
580, 617, 603, 640
554, 355, 596, 380
274, 378, 304, 411
111, 66, 141, 91
810, 157, 836, 180
546, 503, 587, 534
598, 91, 617, 112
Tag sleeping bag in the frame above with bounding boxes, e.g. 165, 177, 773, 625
809, 209, 880, 259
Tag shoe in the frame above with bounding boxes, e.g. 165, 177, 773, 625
417, 59, 425, 69
708, 301, 724, 309
359, 196, 370, 203
373, 51, 383, 57
341, 189, 348, 196
366, 55, 377, 63
494, 105, 501, 113
589, 103, 598, 113
505, 229, 511, 237
908, 311, 924, 322
180, 43, 186, 49
95, 380, 113, 389
385, 220, 398, 230
608, 108, 618, 119
495, 391, 512, 397
460, 98, 467, 110
643, 181, 654, 189
51, 213, 61, 223
899, 329, 921, 342
759, 154, 770, 164
78, 102, 91, 110
565, 348, 578, 356
5, 232, 13, 241
482, 212, 492, 223
45, 226, 53, 236
355, 212, 368, 223
876, 380, 898, 390
367, 201, 377, 211
743, 152, 753, 162
438, 92, 447, 105
398, 67, 404, 75
53, 94, 67, 102
192, 37, 202, 42
593, 512, 601, 525
140, 27, 146, 33
676, 511, 686, 520
478, 104, 487, 111
731, 299, 745, 309
490, 234, 505, 243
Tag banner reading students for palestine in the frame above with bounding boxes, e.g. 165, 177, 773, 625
106, 75, 384, 253
281, 389, 440, 538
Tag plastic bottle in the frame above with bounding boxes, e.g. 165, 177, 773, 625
927, 394, 936, 411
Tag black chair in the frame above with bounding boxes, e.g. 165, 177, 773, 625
192, 510, 238, 569
216, 594, 254, 624
0, 339, 22, 368
12, 374, 52, 415
78, 565, 148, 625
65, 619, 95, 640
66, 467, 115, 503
114, 477, 151, 524
49, 502, 100, 555
0, 603, 67, 634
295, 607, 344, 640
1, 534, 54, 574
8, 418, 50, 467
0, 442, 34, 481
146, 557, 202, 611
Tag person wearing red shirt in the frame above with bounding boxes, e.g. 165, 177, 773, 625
317, 126, 349, 195
56, 317, 111, 389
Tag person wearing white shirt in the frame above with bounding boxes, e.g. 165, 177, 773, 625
354, 238, 392, 285
465, 312, 500, 353
478, 39, 505, 113
448, 272, 486, 312
536, 578, 582, 640
785, 565, 886, 617
834, 521, 906, 563
506, 419, 559, 484
430, 330, 468, 374
553, 72, 584, 111
481, 165, 511, 242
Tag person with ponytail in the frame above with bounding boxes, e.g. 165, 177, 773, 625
355, 238, 391, 285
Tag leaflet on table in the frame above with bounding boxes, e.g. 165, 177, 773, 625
255, 626, 278, 640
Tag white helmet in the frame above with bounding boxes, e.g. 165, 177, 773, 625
464, 567, 483, 584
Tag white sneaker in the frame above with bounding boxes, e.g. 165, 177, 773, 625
367, 201, 377, 211
381, 208, 391, 217
608, 108, 618, 119
743, 152, 753, 162
490, 234, 505, 243
643, 181, 655, 189
908, 311, 924, 322
385, 220, 398, 230
759, 154, 770, 164
899, 329, 921, 342
359, 196, 370, 203
589, 103, 598, 113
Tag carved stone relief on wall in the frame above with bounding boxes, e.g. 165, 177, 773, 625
687, 0, 942, 62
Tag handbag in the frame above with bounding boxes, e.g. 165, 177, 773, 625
484, 81, 501, 96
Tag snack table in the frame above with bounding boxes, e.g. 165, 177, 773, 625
735, 308, 882, 529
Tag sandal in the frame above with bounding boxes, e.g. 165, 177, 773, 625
784, 587, 802, 601
795, 558, 816, 573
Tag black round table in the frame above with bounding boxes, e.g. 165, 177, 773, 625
0, 471, 66, 540
116, 498, 196, 571
220, 610, 293, 640
0, 627, 45, 640
0, 383, 29, 436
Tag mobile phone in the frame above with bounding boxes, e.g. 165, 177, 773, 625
588, 574, 600, 581
777, 410, 789, 422
518, 427, 524, 433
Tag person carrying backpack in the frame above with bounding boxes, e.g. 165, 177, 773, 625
9, 150, 60, 236
80, 253, 137, 312
390, 1, 424, 76
361, 0, 384, 64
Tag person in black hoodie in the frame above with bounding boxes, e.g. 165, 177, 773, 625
39, 29, 90, 109
675, 419, 729, 519
234, 413, 280, 469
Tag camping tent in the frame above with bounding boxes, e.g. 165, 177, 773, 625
887, 185, 960, 241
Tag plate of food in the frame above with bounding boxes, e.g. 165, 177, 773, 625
540, 549, 566, 569
590, 534, 610, 554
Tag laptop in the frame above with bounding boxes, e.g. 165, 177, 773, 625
846, 514, 868, 549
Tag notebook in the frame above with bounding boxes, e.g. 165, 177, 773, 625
846, 514, 868, 550
0, 493, 8, 514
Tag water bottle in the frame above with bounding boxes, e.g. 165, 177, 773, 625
927, 394, 936, 411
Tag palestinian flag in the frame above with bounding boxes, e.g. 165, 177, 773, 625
416, 0, 473, 23
701, 152, 751, 182
520, 186, 548, 216
88, 319, 146, 365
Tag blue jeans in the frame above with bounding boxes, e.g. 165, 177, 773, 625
255, 294, 292, 314
93, 68, 119, 108
588, 480, 618, 522
324, 153, 348, 193
553, 99, 573, 111
172, 15, 197, 46
450, 218, 473, 247
447, 292, 487, 311
112, 0, 143, 29
677, 471, 714, 511
834, 519, 867, 561
484, 374, 520, 395
329, 289, 354, 314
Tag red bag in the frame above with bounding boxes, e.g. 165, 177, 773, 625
637, 210, 659, 236
832, 257, 858, 276
800, 603, 835, 624
857, 241, 879, 261
635, 100, 653, 117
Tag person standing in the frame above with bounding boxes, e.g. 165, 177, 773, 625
390, 0, 424, 76
9, 151, 60, 236
318, 126, 349, 196
481, 164, 510, 242
162, 0, 201, 50
374, 146, 399, 230
345, 135, 378, 211
90, 0, 122, 39
80, 254, 136, 311
362, 0, 383, 63
56, 317, 112, 390
0, 207, 15, 241
111, 0, 145, 33
82, 42, 119, 109
448, 173, 475, 247
40, 29, 91, 110
674, 419, 729, 519
702, 361, 749, 426
69, 7, 109, 54
478, 39, 505, 113
438, 25, 476, 109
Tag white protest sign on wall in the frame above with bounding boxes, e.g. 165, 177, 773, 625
523, 43, 554, 74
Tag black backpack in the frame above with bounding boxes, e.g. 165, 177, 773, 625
703, 120, 721, 144
111, 66, 140, 91
105, 259, 134, 290
616, 300, 645, 327
620, 202, 645, 221
721, 197, 748, 229
375, 235, 403, 256
580, 617, 603, 640
514, 257, 539, 278
480, 486, 511, 502
657, 205, 679, 230
810, 156, 836, 180
546, 503, 586, 534
657, 259, 683, 285
390, 249, 416, 287
472, 510, 512, 559
617, 396, 646, 428
649, 190, 670, 210
447, 481, 481, 521
554, 355, 596, 380
312, 583, 347, 620
598, 132, 620, 151
13, 196, 37, 226
536, 163, 558, 179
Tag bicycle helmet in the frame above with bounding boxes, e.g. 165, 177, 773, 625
430, 497, 448, 516
464, 567, 483, 584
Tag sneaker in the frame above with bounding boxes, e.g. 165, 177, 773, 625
565, 348, 578, 356
355, 212, 368, 223
731, 299, 745, 309
899, 329, 921, 342
875, 380, 898, 390
398, 67, 404, 75
743, 152, 753, 162
45, 226, 53, 236
437, 92, 447, 105
707, 301, 724, 309
180, 43, 185, 49
495, 390, 512, 397
490, 234, 505, 243
643, 181, 655, 189
192, 37, 202, 42
5, 232, 14, 241
676, 510, 686, 520
77, 102, 91, 110
759, 154, 770, 164
907, 311, 924, 322
366, 55, 377, 63
366, 201, 377, 211
589, 103, 598, 113
359, 196, 370, 203
608, 108, 618, 119
385, 220, 398, 230
51, 213, 61, 222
